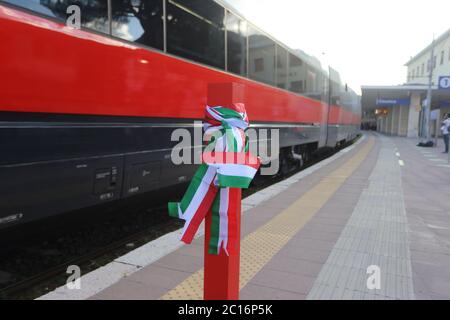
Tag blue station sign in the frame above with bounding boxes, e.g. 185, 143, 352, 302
438, 76, 450, 90
376, 98, 410, 106
439, 100, 450, 107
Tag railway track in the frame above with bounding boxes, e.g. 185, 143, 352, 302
0, 213, 174, 299
0, 137, 359, 300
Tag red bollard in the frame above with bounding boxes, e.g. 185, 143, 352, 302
204, 189, 241, 300
204, 83, 245, 300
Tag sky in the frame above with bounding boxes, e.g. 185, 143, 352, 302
224, 0, 449, 94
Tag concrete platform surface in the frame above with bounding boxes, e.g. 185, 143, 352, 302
41, 133, 450, 300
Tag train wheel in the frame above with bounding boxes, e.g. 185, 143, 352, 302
280, 156, 290, 176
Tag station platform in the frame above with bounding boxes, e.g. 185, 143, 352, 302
39, 133, 450, 300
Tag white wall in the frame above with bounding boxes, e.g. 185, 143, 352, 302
406, 33, 450, 85
407, 93, 421, 137
399, 105, 409, 136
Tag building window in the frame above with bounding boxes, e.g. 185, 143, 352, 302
290, 55, 303, 67
254, 58, 264, 72
276, 54, 284, 69
290, 81, 303, 93
412, 69, 415, 79
421, 63, 425, 76
225, 11, 247, 77
417, 66, 420, 77
3, 0, 110, 34
111, 0, 164, 51
427, 59, 430, 72
441, 51, 445, 65
433, 55, 437, 69
166, 0, 225, 70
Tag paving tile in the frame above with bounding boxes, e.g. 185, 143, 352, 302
307, 216, 349, 227
240, 284, 306, 300
242, 204, 283, 220
249, 269, 315, 295
249, 200, 292, 211
411, 261, 450, 278
125, 265, 192, 290
327, 193, 360, 205
341, 289, 357, 300
410, 242, 450, 255
411, 251, 450, 267
294, 229, 343, 242
279, 245, 331, 264
285, 237, 336, 252
264, 255, 324, 277
316, 205, 357, 216
412, 293, 432, 300
94, 278, 167, 300
415, 275, 450, 297
176, 242, 204, 258
268, 192, 303, 204
434, 229, 450, 238
153, 252, 203, 273
429, 294, 450, 300
302, 222, 347, 234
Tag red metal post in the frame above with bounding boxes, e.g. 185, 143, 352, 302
204, 83, 245, 300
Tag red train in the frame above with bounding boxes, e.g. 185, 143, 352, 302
0, 0, 361, 230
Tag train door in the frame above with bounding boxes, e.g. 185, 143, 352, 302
318, 69, 331, 148
318, 71, 329, 148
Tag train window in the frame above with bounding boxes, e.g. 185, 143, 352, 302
306, 67, 324, 101
290, 55, 303, 67
254, 58, 264, 72
276, 45, 288, 89
111, 0, 164, 50
288, 53, 306, 94
321, 73, 329, 103
330, 80, 341, 105
307, 68, 316, 93
166, 0, 225, 70
290, 81, 303, 93
3, 0, 109, 34
248, 25, 275, 85
225, 11, 247, 77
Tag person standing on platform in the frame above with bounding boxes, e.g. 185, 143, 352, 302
441, 113, 450, 153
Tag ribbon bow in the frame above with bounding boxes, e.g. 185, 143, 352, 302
168, 104, 260, 255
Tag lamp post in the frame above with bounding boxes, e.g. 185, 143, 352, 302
423, 38, 435, 144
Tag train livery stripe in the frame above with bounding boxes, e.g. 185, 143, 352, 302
0, 6, 360, 126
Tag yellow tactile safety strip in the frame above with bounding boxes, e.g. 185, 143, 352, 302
161, 137, 375, 300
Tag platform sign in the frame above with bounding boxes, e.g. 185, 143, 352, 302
440, 101, 450, 107
376, 98, 410, 107
431, 110, 439, 120
439, 76, 450, 90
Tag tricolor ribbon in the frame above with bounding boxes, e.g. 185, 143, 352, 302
168, 104, 260, 255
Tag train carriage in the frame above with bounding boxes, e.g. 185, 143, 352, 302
0, 0, 361, 230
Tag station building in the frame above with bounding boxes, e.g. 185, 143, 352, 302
361, 28, 450, 138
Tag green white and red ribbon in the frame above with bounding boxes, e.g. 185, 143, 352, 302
168, 105, 260, 255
